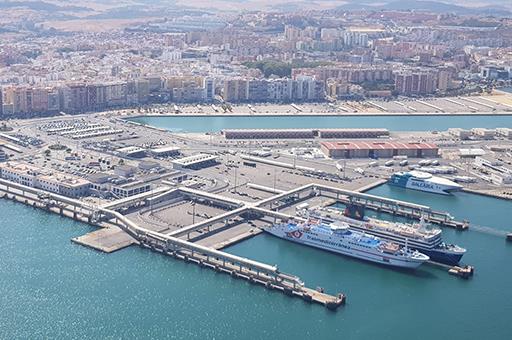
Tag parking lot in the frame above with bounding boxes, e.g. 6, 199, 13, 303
102, 93, 512, 117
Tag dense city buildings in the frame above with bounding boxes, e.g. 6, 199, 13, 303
1, 4, 512, 117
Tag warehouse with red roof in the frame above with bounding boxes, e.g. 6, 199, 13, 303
320, 141, 438, 159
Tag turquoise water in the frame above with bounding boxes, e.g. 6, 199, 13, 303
227, 185, 512, 339
1, 186, 512, 339
128, 115, 512, 133
367, 184, 512, 233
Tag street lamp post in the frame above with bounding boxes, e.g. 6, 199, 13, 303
234, 167, 238, 191
273, 169, 277, 192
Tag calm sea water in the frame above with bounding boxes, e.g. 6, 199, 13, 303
128, 115, 512, 133
1, 186, 511, 339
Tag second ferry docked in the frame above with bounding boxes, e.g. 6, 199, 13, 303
264, 219, 429, 269
302, 205, 466, 266
389, 170, 462, 195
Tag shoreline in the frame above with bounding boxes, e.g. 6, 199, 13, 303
462, 187, 512, 202
122, 111, 512, 119
355, 179, 388, 193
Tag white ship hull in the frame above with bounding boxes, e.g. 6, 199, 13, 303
405, 178, 460, 195
313, 212, 465, 265
390, 171, 462, 195
265, 226, 426, 269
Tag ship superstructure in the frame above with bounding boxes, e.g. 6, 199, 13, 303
264, 218, 429, 269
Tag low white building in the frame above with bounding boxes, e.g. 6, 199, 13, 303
0, 161, 90, 198
0, 162, 40, 187
448, 128, 471, 140
474, 156, 512, 185
490, 172, 512, 185
114, 165, 137, 177
496, 128, 512, 139
471, 128, 495, 140
459, 148, 486, 159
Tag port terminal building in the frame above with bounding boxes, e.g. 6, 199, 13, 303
320, 141, 439, 159
171, 154, 219, 170
112, 181, 152, 198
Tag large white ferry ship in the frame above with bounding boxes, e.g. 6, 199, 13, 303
303, 205, 466, 266
264, 219, 429, 269
389, 170, 462, 195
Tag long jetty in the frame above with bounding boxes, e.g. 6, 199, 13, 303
333, 196, 468, 230
0, 179, 346, 311
255, 182, 468, 230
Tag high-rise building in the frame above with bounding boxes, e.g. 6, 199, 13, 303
246, 80, 268, 102
203, 78, 215, 102
437, 69, 453, 92
136, 80, 150, 104
165, 76, 203, 91
172, 81, 205, 103
394, 69, 437, 95
87, 84, 106, 110
395, 72, 413, 95
268, 79, 294, 102
65, 84, 88, 112
161, 49, 182, 61
223, 79, 248, 102
343, 31, 369, 47
284, 25, 301, 41
320, 28, 340, 41
47, 88, 60, 112
105, 82, 127, 107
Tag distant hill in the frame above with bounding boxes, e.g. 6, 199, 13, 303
337, 0, 512, 16
0, 1, 90, 12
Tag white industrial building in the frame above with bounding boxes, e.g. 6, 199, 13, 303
448, 128, 472, 140
150, 146, 181, 158
471, 128, 495, 140
474, 156, 512, 185
171, 154, 218, 170
496, 128, 512, 139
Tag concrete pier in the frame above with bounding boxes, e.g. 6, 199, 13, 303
0, 178, 347, 311
427, 261, 475, 279
71, 226, 137, 253
202, 227, 263, 250
252, 182, 466, 229
334, 197, 469, 229
129, 223, 346, 310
